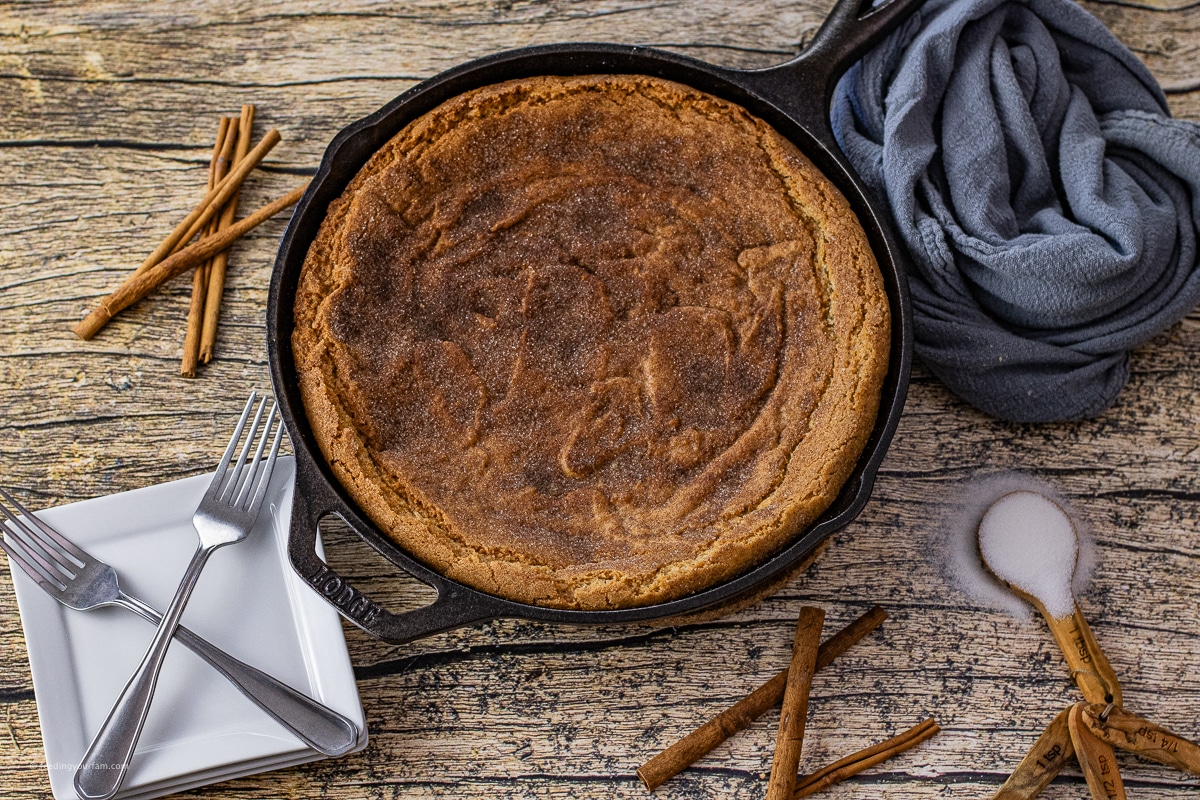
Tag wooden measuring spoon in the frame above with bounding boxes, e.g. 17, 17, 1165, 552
992, 706, 1074, 800
1081, 703, 1200, 775
977, 491, 1122, 706
1069, 702, 1127, 800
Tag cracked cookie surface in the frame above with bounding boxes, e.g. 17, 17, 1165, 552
293, 74, 890, 609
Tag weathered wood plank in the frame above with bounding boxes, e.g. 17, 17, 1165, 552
2, 1, 1199, 798
1082, 0, 1200, 91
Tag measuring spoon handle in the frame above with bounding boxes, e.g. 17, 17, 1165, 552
1083, 704, 1200, 775
992, 706, 1074, 800
1069, 703, 1128, 800
1040, 603, 1122, 706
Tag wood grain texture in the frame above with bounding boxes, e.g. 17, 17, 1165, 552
1, 1, 1200, 798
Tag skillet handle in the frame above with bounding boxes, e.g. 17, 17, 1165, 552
286, 457, 499, 645
744, 0, 924, 129
802, 0, 923, 81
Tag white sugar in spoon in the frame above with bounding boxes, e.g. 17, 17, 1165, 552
977, 491, 1122, 706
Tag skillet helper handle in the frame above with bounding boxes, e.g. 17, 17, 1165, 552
287, 467, 496, 644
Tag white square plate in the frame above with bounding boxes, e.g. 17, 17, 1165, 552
7, 456, 367, 800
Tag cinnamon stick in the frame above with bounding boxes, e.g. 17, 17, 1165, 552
636, 606, 886, 792
181, 116, 235, 377
793, 718, 940, 798
766, 607, 824, 800
74, 183, 307, 340
126, 127, 281, 280
199, 104, 255, 363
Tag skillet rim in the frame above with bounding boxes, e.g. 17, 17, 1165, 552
267, 40, 913, 638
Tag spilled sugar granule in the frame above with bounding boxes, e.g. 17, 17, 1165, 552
940, 472, 1094, 620
978, 491, 1078, 619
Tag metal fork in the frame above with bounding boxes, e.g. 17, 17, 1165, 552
0, 480, 358, 761
68, 392, 330, 800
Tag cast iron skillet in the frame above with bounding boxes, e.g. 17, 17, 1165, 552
267, 0, 919, 644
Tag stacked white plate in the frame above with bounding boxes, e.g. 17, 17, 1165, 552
8, 457, 367, 799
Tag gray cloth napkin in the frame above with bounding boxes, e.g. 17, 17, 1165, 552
831, 0, 1200, 422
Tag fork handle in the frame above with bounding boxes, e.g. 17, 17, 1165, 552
117, 593, 360, 757
75, 544, 214, 800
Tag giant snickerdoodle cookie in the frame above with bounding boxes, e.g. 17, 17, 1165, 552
293, 74, 890, 610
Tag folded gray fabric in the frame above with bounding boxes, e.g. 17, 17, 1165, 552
831, 0, 1200, 422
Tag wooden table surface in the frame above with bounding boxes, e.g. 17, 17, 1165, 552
2, 1, 1199, 798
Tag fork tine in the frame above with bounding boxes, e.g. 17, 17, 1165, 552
0, 530, 68, 593
234, 401, 278, 508
244, 408, 284, 515
220, 395, 268, 504
0, 506, 74, 589
0, 486, 87, 567
206, 391, 258, 500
